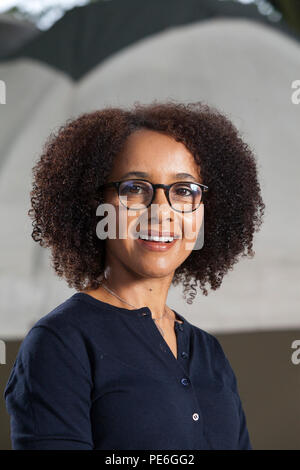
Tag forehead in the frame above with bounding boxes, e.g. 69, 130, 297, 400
111, 129, 200, 177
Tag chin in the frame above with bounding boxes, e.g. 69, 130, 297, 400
133, 265, 175, 279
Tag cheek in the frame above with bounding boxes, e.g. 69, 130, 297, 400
114, 205, 141, 243
181, 204, 204, 251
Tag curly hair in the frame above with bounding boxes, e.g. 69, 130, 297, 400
28, 100, 265, 304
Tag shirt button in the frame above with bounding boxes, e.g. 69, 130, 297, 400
180, 377, 190, 386
192, 413, 199, 421
181, 351, 188, 359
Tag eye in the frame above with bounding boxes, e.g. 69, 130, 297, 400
174, 185, 193, 197
120, 181, 151, 195
127, 184, 149, 194
176, 188, 192, 196
128, 184, 142, 193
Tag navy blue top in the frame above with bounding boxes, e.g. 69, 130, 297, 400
4, 292, 252, 450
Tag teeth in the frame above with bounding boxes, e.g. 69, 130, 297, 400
139, 235, 174, 242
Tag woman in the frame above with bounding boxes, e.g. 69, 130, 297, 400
4, 100, 264, 450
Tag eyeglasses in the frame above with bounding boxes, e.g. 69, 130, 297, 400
98, 179, 209, 213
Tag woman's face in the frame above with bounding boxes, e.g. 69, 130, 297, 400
101, 129, 204, 279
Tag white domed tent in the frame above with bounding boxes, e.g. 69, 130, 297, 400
0, 15, 299, 337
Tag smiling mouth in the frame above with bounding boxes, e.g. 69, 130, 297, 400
138, 236, 175, 243
136, 237, 179, 252
137, 233, 181, 242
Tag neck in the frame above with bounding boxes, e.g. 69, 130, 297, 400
99, 266, 174, 319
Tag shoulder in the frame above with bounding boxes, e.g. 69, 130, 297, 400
191, 322, 223, 351
28, 292, 108, 341
15, 294, 100, 379
32, 293, 88, 330
190, 323, 237, 388
191, 322, 230, 364
4, 294, 96, 401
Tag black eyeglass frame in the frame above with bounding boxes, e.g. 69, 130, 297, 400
98, 178, 209, 213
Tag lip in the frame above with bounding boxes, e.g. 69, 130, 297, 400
136, 237, 179, 252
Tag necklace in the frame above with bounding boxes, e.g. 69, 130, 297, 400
101, 282, 169, 337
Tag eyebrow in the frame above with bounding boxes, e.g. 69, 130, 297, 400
120, 171, 199, 182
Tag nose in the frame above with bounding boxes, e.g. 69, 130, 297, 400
140, 186, 174, 234
152, 187, 169, 207
149, 187, 173, 227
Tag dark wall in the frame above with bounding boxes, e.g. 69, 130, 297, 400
1, 330, 300, 450
215, 330, 300, 450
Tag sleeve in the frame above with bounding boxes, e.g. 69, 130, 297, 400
4, 325, 94, 450
212, 335, 253, 450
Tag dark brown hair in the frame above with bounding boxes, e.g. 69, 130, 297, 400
28, 100, 265, 304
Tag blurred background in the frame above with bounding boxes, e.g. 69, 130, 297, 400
0, 0, 300, 450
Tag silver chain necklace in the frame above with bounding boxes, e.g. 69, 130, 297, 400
101, 282, 168, 337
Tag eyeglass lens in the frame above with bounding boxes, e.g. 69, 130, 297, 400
119, 180, 202, 212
